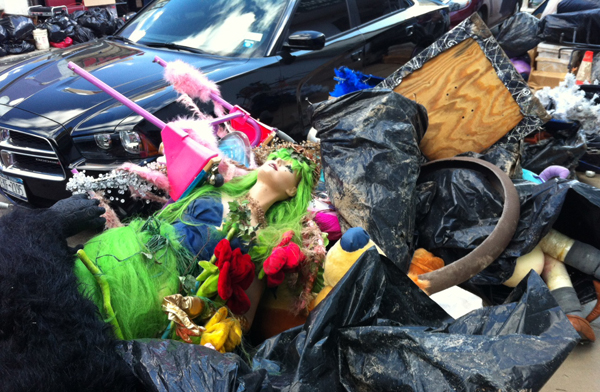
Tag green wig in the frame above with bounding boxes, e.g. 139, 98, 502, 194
158, 148, 316, 262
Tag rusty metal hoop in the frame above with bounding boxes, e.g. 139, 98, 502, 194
416, 157, 521, 295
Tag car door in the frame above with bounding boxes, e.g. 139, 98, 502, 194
357, 0, 450, 80
275, 0, 366, 141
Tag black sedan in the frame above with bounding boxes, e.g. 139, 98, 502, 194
0, 0, 449, 207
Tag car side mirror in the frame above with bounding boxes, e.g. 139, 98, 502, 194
283, 30, 326, 51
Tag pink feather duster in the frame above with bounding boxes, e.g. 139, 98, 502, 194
164, 60, 225, 117
170, 117, 219, 153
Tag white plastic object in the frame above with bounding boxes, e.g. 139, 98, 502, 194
33, 29, 49, 51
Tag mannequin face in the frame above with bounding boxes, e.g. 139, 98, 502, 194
256, 158, 301, 201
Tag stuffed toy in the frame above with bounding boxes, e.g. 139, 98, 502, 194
309, 228, 444, 311
0, 195, 138, 391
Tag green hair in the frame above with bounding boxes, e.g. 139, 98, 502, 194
158, 148, 315, 262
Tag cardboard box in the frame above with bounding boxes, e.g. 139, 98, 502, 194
83, 0, 116, 6
528, 70, 568, 91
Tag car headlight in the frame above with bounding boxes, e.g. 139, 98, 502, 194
94, 133, 113, 149
0, 128, 9, 142
119, 129, 142, 154
73, 129, 159, 161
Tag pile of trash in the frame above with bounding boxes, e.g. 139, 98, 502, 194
40, 8, 124, 48
109, 13, 600, 391
0, 9, 124, 56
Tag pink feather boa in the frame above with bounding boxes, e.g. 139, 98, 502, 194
164, 60, 225, 117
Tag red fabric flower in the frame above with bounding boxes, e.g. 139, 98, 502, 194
263, 231, 305, 288
214, 239, 255, 315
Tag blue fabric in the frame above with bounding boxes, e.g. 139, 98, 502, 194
330, 67, 384, 98
522, 169, 544, 184
340, 227, 370, 252
172, 196, 247, 261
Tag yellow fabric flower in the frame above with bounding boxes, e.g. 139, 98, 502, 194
200, 307, 243, 353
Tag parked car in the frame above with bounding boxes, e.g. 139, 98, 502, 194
0, 0, 449, 208
446, 0, 521, 27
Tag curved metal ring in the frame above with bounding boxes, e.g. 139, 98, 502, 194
416, 157, 521, 295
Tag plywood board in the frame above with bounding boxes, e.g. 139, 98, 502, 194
394, 38, 524, 160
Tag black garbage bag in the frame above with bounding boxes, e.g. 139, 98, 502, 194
538, 9, 600, 45
495, 12, 541, 58
0, 25, 7, 43
312, 89, 426, 272
253, 250, 578, 391
521, 119, 587, 175
71, 25, 96, 43
118, 340, 269, 392
76, 8, 118, 37
4, 40, 35, 55
0, 16, 35, 41
46, 24, 67, 43
0, 46, 6, 57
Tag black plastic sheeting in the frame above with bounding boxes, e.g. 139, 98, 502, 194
538, 9, 600, 45
521, 120, 587, 175
311, 89, 426, 273
495, 12, 541, 58
119, 249, 579, 392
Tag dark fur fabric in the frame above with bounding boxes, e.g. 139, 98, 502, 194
0, 203, 137, 391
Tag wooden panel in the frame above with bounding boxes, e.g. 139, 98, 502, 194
394, 38, 524, 160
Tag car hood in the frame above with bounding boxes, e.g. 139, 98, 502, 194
0, 39, 248, 137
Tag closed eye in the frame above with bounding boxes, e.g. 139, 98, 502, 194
286, 165, 293, 173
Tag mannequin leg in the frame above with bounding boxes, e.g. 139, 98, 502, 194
542, 254, 595, 342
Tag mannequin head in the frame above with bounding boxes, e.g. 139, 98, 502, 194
256, 157, 301, 201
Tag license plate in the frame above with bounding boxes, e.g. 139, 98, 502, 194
0, 173, 27, 201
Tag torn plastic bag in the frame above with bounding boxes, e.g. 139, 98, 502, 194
538, 9, 600, 45
4, 40, 35, 55
521, 119, 587, 175
252, 249, 579, 391
494, 12, 541, 58
0, 16, 35, 41
311, 89, 426, 272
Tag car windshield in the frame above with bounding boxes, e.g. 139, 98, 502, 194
118, 0, 289, 57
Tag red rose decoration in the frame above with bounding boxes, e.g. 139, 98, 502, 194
263, 231, 305, 288
214, 239, 255, 315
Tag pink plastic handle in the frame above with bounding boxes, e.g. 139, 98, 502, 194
68, 62, 167, 130
152, 56, 262, 146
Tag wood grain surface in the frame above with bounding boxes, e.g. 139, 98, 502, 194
394, 38, 524, 160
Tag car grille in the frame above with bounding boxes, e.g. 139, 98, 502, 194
8, 130, 53, 152
11, 153, 64, 176
0, 129, 65, 180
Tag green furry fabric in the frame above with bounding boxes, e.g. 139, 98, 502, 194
74, 219, 183, 340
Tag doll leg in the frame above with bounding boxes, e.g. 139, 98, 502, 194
503, 245, 545, 287
542, 254, 595, 342
540, 229, 600, 280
